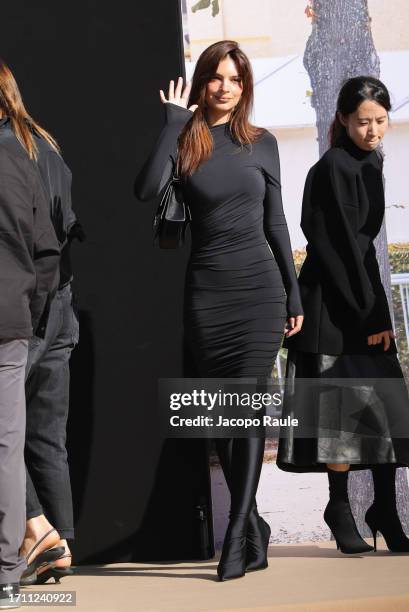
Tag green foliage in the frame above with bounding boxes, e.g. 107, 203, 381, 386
389, 244, 409, 379
191, 0, 220, 17
389, 243, 409, 273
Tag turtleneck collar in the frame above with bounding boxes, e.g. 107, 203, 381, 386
339, 132, 378, 160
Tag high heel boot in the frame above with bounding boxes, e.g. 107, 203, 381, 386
217, 514, 249, 581
324, 469, 373, 554
217, 437, 264, 581
245, 503, 271, 572
365, 465, 409, 552
215, 438, 270, 574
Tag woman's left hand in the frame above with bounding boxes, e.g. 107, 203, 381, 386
285, 315, 304, 338
367, 329, 395, 351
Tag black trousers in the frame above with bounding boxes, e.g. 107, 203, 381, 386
25, 284, 79, 540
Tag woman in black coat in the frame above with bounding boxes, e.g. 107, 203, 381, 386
277, 76, 409, 554
0, 58, 60, 599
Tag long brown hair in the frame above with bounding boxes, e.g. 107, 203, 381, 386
178, 40, 263, 176
0, 58, 59, 159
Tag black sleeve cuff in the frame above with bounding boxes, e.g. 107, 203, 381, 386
164, 103, 193, 127
286, 290, 304, 318
364, 292, 393, 335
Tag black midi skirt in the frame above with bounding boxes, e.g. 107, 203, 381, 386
276, 350, 409, 472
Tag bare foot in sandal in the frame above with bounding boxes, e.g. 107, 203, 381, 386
47, 539, 71, 569
35, 539, 73, 584
20, 516, 60, 563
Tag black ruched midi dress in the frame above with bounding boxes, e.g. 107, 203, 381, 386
135, 103, 303, 378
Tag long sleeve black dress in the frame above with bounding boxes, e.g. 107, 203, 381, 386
277, 135, 409, 471
136, 103, 302, 378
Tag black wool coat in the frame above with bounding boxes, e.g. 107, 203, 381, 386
0, 118, 60, 339
285, 136, 396, 355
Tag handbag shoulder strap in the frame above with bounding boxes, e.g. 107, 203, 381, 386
172, 146, 181, 181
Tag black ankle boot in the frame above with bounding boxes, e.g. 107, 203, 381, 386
324, 469, 373, 554
245, 505, 271, 572
366, 465, 409, 552
217, 514, 248, 581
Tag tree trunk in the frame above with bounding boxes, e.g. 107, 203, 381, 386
303, 0, 409, 536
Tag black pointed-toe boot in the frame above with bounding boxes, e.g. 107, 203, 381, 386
217, 514, 249, 581
365, 464, 409, 553
324, 469, 373, 554
215, 438, 270, 573
245, 504, 271, 572
216, 438, 265, 581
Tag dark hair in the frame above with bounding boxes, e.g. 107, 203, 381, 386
329, 76, 391, 147
178, 40, 264, 176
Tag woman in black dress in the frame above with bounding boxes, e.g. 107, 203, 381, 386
135, 40, 303, 580
277, 76, 409, 554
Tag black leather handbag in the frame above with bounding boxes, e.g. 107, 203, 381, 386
153, 167, 191, 249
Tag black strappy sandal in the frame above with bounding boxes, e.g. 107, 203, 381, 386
35, 554, 73, 584
20, 529, 65, 586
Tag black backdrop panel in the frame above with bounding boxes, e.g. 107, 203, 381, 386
1, 0, 213, 562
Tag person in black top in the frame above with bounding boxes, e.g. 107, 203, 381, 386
0, 58, 60, 604
135, 40, 303, 581
19, 106, 84, 586
277, 76, 409, 554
